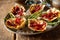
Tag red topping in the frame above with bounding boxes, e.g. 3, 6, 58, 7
12, 6, 23, 16
30, 20, 37, 27
15, 18, 21, 25
30, 20, 46, 30
35, 5, 41, 11
7, 21, 17, 27
12, 6, 20, 15
31, 5, 41, 13
17, 8, 23, 16
42, 12, 58, 20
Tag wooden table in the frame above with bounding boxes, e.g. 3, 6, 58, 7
0, 0, 60, 40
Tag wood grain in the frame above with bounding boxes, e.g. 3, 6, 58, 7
0, 0, 15, 40
0, 0, 60, 40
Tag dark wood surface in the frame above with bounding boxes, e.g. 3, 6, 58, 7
0, 0, 60, 40
16, 25, 60, 40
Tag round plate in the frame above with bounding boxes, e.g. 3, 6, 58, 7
4, 0, 60, 35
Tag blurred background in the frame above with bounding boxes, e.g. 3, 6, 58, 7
0, 0, 60, 40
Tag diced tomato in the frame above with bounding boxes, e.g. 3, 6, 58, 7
15, 6, 20, 12
31, 5, 41, 13
30, 20, 46, 30
42, 12, 58, 20
35, 5, 41, 11
15, 18, 21, 25
12, 6, 24, 16
7, 21, 17, 27
12, 6, 20, 15
17, 8, 23, 16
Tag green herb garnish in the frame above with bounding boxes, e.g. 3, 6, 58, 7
4, 13, 15, 22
